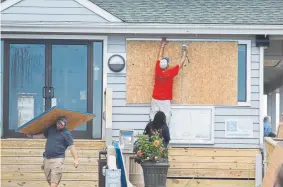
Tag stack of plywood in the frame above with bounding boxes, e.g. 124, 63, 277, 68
1, 139, 104, 187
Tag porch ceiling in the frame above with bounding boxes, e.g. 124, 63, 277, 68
264, 40, 283, 94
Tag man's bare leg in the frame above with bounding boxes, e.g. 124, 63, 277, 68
51, 183, 58, 187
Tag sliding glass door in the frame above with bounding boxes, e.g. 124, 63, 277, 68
3, 40, 103, 139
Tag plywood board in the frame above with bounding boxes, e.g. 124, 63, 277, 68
126, 41, 238, 104
16, 106, 95, 134
262, 142, 283, 187
277, 122, 283, 138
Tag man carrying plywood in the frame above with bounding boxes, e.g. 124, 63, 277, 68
149, 38, 188, 125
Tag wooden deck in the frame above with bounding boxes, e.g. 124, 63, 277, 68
1, 139, 259, 187
129, 147, 259, 187
1, 139, 104, 187
167, 147, 258, 187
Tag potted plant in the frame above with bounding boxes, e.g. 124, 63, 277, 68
133, 131, 170, 187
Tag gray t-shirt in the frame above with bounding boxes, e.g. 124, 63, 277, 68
43, 125, 74, 159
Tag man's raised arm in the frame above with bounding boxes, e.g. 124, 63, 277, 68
179, 45, 188, 69
157, 37, 168, 60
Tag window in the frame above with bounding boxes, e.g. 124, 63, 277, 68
237, 40, 251, 105
238, 44, 247, 102
0, 40, 3, 137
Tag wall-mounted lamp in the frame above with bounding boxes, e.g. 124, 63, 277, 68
108, 55, 125, 72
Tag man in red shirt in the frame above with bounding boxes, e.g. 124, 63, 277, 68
149, 38, 188, 125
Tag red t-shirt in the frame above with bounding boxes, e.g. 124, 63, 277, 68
152, 60, 180, 100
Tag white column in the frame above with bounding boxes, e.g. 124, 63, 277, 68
267, 91, 277, 133
280, 86, 283, 122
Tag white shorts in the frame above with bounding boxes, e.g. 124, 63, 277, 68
149, 98, 172, 125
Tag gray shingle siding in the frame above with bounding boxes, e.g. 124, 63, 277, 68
90, 0, 283, 25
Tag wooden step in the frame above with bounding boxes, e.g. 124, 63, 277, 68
1, 139, 105, 186
1, 148, 100, 157
2, 180, 98, 187
1, 139, 105, 149
2, 164, 98, 173
2, 172, 98, 181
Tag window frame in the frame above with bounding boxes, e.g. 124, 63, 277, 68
125, 38, 252, 107
237, 40, 251, 106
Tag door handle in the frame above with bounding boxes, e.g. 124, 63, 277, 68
50, 87, 54, 98
42, 86, 47, 98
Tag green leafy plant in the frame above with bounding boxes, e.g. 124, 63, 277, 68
133, 131, 168, 164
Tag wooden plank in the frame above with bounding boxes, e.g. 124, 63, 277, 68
168, 169, 255, 178
1, 157, 99, 165
2, 172, 98, 180
1, 139, 105, 149
2, 180, 98, 187
169, 162, 255, 170
168, 148, 259, 157
1, 148, 100, 157
1, 164, 98, 173
167, 179, 255, 187
169, 156, 256, 164
263, 142, 283, 187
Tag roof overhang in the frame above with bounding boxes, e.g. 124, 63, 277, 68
1, 23, 283, 35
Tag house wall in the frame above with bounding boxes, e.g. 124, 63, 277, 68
107, 35, 261, 148
1, 0, 108, 23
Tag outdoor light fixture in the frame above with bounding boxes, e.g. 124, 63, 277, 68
108, 54, 125, 72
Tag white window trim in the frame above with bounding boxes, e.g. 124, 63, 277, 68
125, 38, 252, 107
1, 33, 109, 139
237, 40, 252, 107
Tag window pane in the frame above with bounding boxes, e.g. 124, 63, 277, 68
9, 44, 45, 130
238, 44, 247, 102
93, 42, 103, 138
0, 41, 3, 136
52, 45, 88, 131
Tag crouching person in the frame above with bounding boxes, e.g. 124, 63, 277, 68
27, 116, 78, 187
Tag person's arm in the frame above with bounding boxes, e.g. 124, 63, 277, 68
157, 37, 168, 60
65, 132, 78, 168
162, 125, 171, 143
179, 45, 188, 69
27, 133, 46, 139
69, 145, 79, 168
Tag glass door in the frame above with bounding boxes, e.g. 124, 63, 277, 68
50, 43, 92, 138
3, 40, 98, 139
4, 43, 46, 138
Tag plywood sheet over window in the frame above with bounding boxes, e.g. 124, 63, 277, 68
126, 40, 238, 105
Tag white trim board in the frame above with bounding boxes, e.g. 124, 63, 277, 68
74, 0, 122, 22
0, 0, 22, 12
259, 47, 265, 145
0, 0, 122, 22
1, 23, 283, 35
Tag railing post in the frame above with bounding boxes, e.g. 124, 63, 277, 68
105, 88, 113, 146
255, 153, 263, 187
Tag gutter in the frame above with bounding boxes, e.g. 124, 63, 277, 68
1, 22, 283, 35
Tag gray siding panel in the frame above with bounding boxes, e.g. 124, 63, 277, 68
1, 0, 108, 23
107, 35, 261, 148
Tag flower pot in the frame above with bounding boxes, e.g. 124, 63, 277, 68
141, 161, 170, 187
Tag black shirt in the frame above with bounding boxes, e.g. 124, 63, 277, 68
43, 125, 74, 159
144, 122, 171, 148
